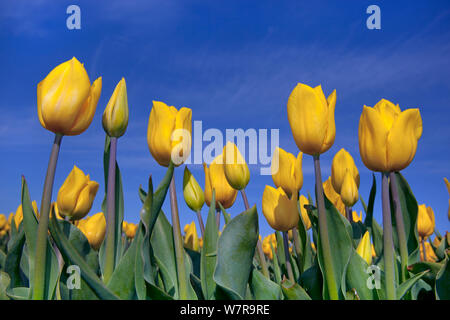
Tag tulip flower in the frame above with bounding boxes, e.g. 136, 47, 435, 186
13, 201, 39, 229
287, 83, 336, 155
420, 241, 437, 262
271, 147, 303, 198
358, 99, 422, 172
0, 214, 7, 230
223, 142, 250, 191
323, 177, 345, 215
77, 212, 106, 250
183, 167, 205, 213
183, 222, 200, 251
331, 149, 359, 194
122, 221, 138, 239
203, 154, 238, 209
340, 170, 359, 208
356, 231, 372, 265
262, 186, 299, 232
298, 195, 312, 230
102, 78, 129, 138
147, 101, 192, 167
262, 234, 277, 260
417, 204, 435, 239
50, 202, 64, 220
56, 166, 99, 221
38, 57, 102, 136
352, 211, 363, 223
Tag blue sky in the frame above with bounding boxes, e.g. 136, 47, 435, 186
0, 0, 449, 238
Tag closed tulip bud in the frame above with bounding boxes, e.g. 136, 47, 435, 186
203, 154, 238, 209
298, 195, 312, 230
184, 222, 200, 251
147, 101, 192, 167
0, 214, 7, 230
78, 212, 106, 250
57, 166, 99, 220
37, 57, 102, 136
262, 186, 299, 232
287, 83, 336, 155
223, 142, 250, 190
183, 167, 205, 212
417, 204, 435, 239
352, 211, 363, 223
331, 148, 360, 194
102, 78, 129, 138
340, 170, 359, 207
356, 231, 372, 265
358, 99, 422, 172
14, 201, 39, 229
323, 177, 345, 215
122, 221, 137, 239
262, 234, 277, 260
271, 147, 303, 198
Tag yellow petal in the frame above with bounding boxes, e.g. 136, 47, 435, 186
323, 177, 346, 215
356, 231, 372, 265
223, 142, 250, 190
102, 77, 128, 137
331, 148, 359, 194
340, 170, 359, 207
262, 186, 299, 231
417, 204, 434, 239
271, 148, 303, 197
71, 180, 99, 220
183, 166, 205, 212
82, 212, 106, 250
373, 99, 401, 131
208, 154, 237, 209
320, 89, 337, 153
298, 195, 312, 230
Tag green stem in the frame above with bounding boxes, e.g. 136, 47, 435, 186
389, 171, 408, 282
292, 227, 303, 272
240, 189, 269, 278
33, 133, 63, 300
421, 238, 427, 261
345, 206, 353, 223
104, 137, 117, 284
282, 231, 295, 282
169, 173, 188, 299
381, 172, 396, 300
196, 210, 205, 238
313, 155, 339, 300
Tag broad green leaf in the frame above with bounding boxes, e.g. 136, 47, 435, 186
281, 279, 311, 300
299, 263, 322, 300
296, 200, 313, 272
6, 287, 30, 300
4, 229, 26, 288
362, 174, 383, 257
435, 256, 450, 300
249, 268, 282, 300
214, 206, 258, 300
219, 202, 231, 225
345, 251, 377, 300
396, 270, 428, 300
0, 271, 11, 300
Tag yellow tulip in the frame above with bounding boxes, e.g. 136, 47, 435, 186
37, 57, 102, 136
271, 147, 303, 198
147, 101, 192, 167
352, 211, 363, 223
420, 241, 437, 262
358, 99, 422, 172
122, 221, 138, 239
50, 202, 64, 220
102, 78, 129, 138
298, 195, 312, 230
356, 231, 372, 265
323, 177, 345, 215
14, 201, 39, 229
262, 186, 299, 232
183, 167, 205, 212
417, 204, 435, 239
371, 244, 376, 258
445, 178, 450, 221
340, 170, 359, 207
331, 148, 360, 194
56, 166, 99, 220
223, 142, 250, 190
287, 83, 336, 155
203, 154, 238, 209
262, 234, 277, 260
0, 214, 7, 230
77, 212, 106, 250
184, 222, 200, 251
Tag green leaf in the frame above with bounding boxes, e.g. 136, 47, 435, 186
396, 270, 429, 300
4, 229, 26, 288
6, 287, 30, 300
296, 201, 313, 272
0, 271, 11, 300
249, 268, 282, 300
299, 263, 322, 300
270, 242, 281, 284
435, 255, 450, 300
345, 251, 376, 300
281, 278, 311, 300
362, 174, 383, 258
200, 190, 218, 300
409, 261, 443, 286
219, 202, 231, 225
214, 206, 258, 300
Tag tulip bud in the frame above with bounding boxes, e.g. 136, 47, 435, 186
262, 186, 299, 232
340, 170, 359, 207
262, 234, 277, 260
331, 149, 359, 194
298, 195, 312, 230
203, 154, 237, 209
358, 99, 422, 172
287, 83, 336, 155
77, 212, 106, 250
223, 142, 250, 190
102, 78, 129, 138
183, 167, 205, 212
184, 222, 200, 251
323, 177, 345, 215
271, 147, 303, 198
122, 221, 137, 239
147, 101, 192, 167
356, 231, 372, 265
417, 204, 435, 239
56, 166, 99, 220
38, 57, 102, 136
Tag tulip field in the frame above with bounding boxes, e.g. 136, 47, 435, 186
0, 55, 448, 302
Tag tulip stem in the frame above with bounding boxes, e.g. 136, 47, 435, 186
291, 227, 303, 272
389, 171, 408, 282
169, 173, 189, 300
313, 155, 339, 300
282, 231, 295, 282
345, 206, 353, 223
421, 238, 427, 261
33, 133, 63, 300
104, 137, 117, 284
216, 210, 221, 230
381, 172, 396, 300
196, 210, 205, 238
241, 189, 269, 278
